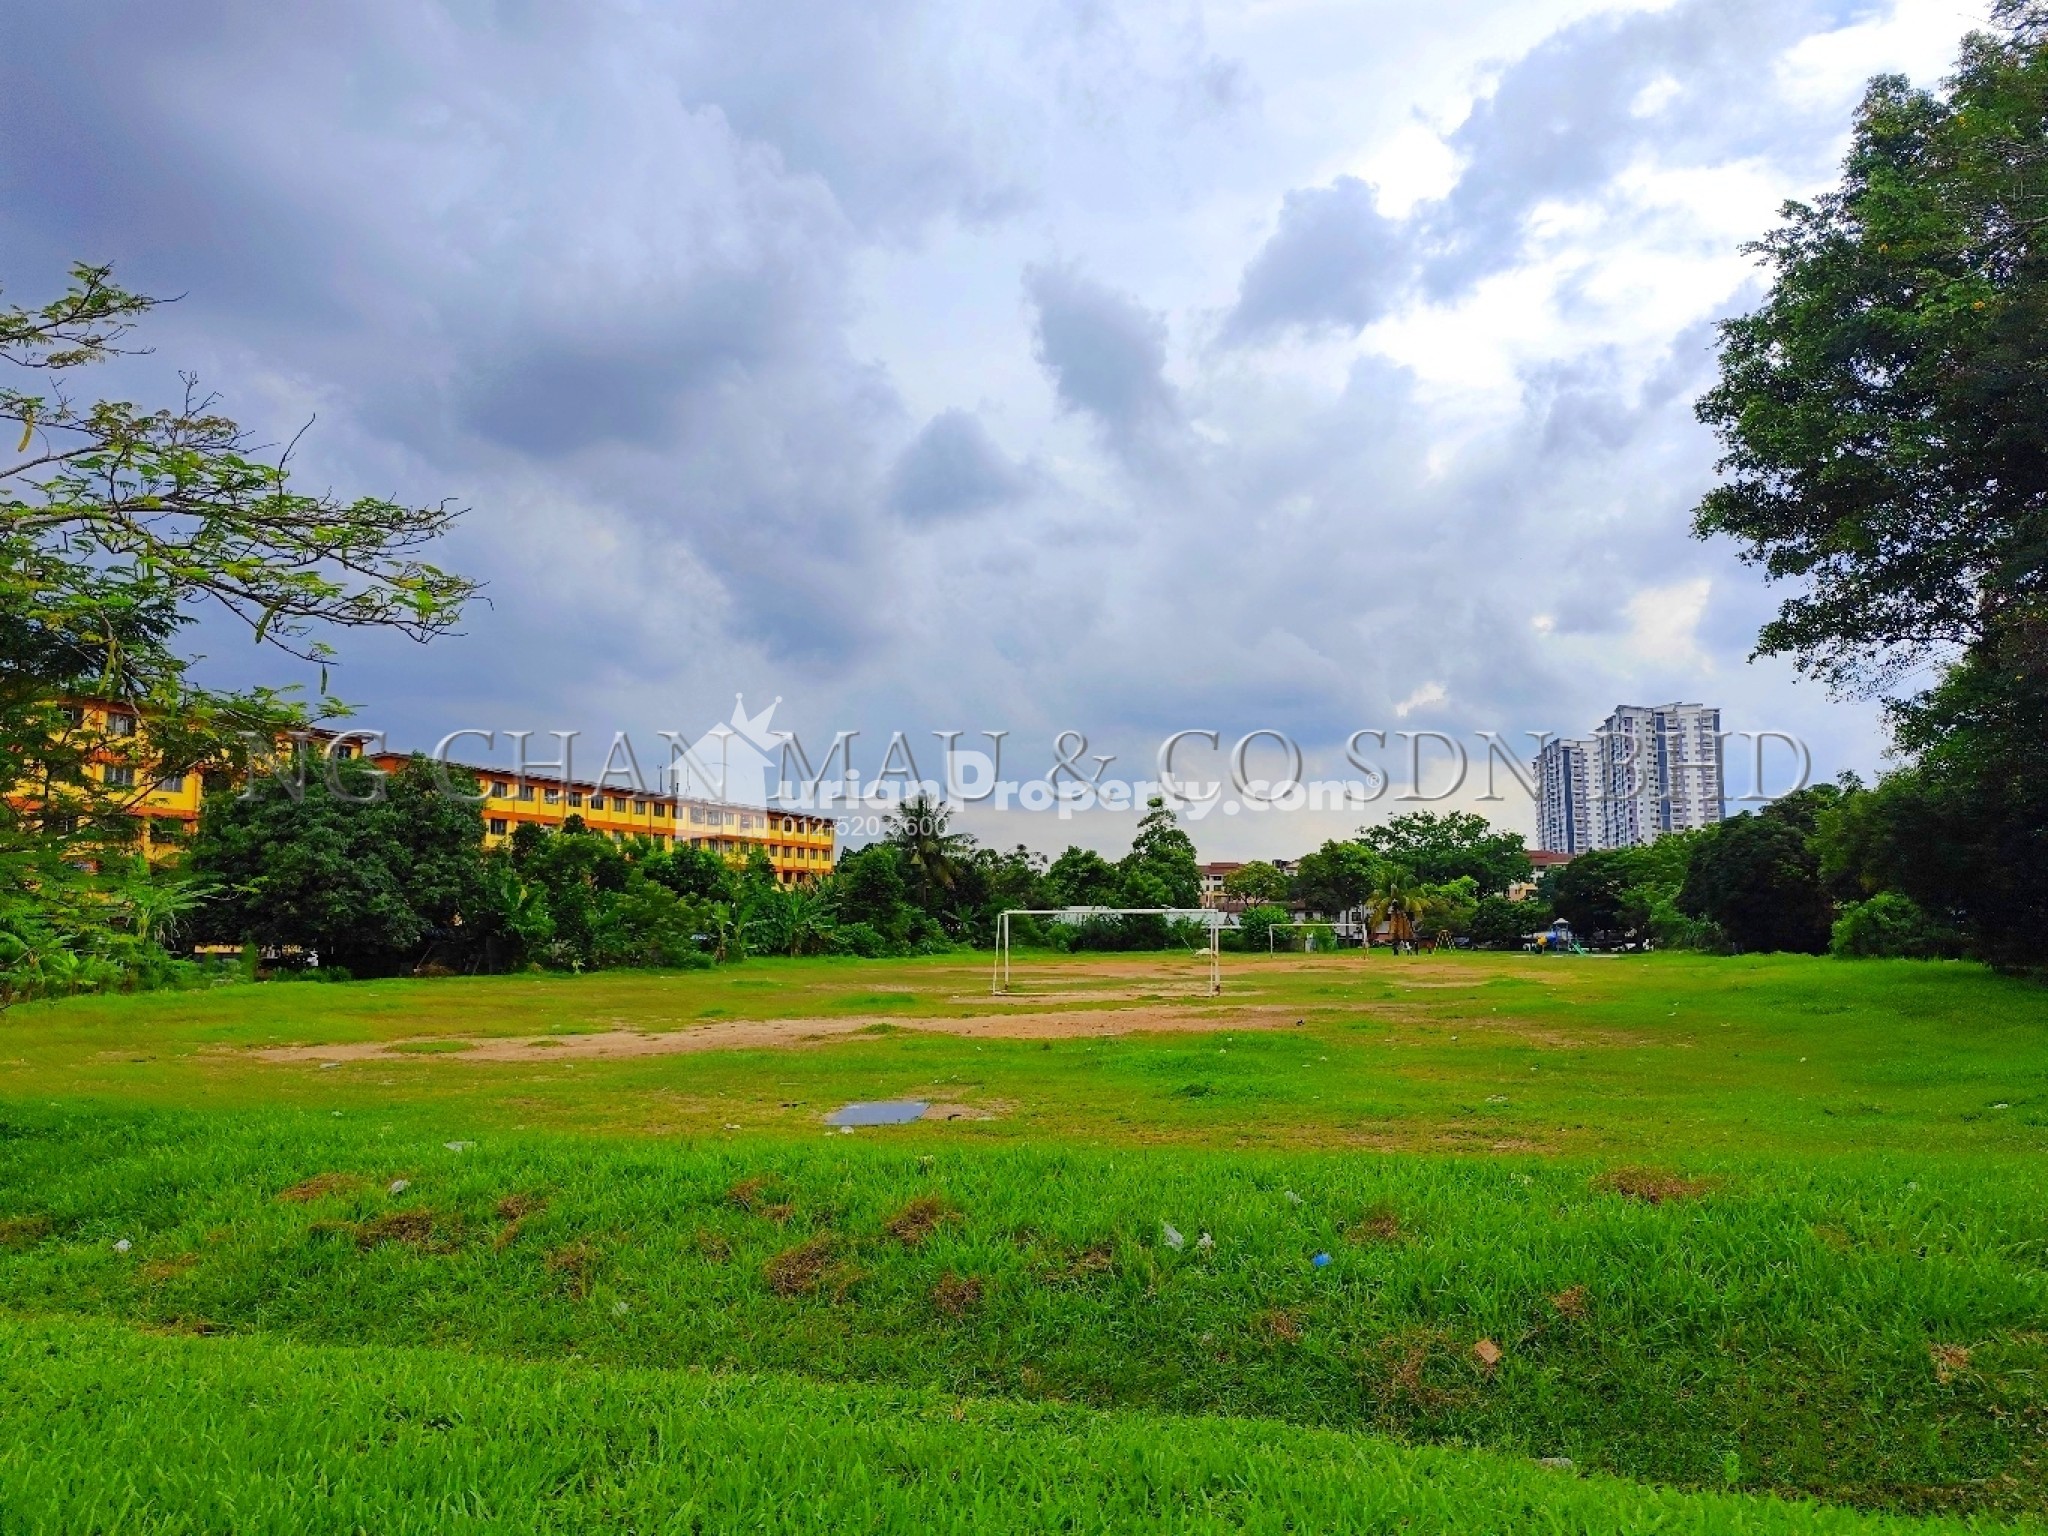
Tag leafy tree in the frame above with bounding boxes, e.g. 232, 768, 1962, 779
2, 264, 476, 972
1547, 851, 1638, 936
1470, 894, 1543, 948
885, 793, 974, 916
190, 755, 485, 973
1118, 797, 1201, 909
1045, 846, 1121, 908
1693, 7, 2048, 967
644, 841, 740, 906
1831, 892, 1966, 959
828, 844, 913, 942
1366, 866, 1426, 951
1236, 904, 1291, 951
1415, 876, 1480, 939
1357, 811, 1532, 898
1222, 861, 1290, 904
1289, 840, 1382, 917
1678, 785, 1849, 954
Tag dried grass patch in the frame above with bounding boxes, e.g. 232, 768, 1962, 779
693, 1228, 732, 1264
1551, 1285, 1589, 1320
1930, 1343, 1973, 1384
275, 1173, 367, 1204
931, 1272, 983, 1317
884, 1194, 953, 1247
138, 1253, 199, 1284
1346, 1208, 1403, 1244
1592, 1167, 1713, 1205
1257, 1307, 1302, 1344
0, 1215, 51, 1249
763, 1236, 863, 1300
356, 1209, 443, 1251
545, 1240, 601, 1299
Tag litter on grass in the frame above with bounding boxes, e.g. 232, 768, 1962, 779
444, 1141, 474, 1152
388, 1179, 410, 1195
826, 1100, 928, 1127
1311, 1251, 1331, 1268
1162, 1221, 1185, 1251
1197, 1232, 1215, 1253
113, 1239, 131, 1254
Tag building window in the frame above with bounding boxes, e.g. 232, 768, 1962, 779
517, 784, 535, 802
569, 792, 584, 808
104, 712, 137, 737
489, 818, 508, 836
154, 774, 185, 793
590, 796, 606, 812
58, 704, 84, 727
102, 765, 136, 788
633, 800, 647, 815
545, 788, 561, 805
494, 781, 511, 798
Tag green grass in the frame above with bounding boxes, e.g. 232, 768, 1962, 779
1, 950, 2045, 1528
3, 1313, 2014, 1535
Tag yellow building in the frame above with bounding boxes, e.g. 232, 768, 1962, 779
18, 704, 836, 884
452, 764, 836, 886
4, 699, 210, 859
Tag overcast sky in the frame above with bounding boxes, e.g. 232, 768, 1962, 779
2, 0, 1988, 856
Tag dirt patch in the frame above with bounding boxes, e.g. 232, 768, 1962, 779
931, 1272, 983, 1317
766, 1235, 856, 1298
694, 1228, 732, 1264
139, 1252, 199, 1283
0, 1216, 52, 1249
1257, 1307, 1303, 1343
1551, 1285, 1589, 1319
884, 1194, 953, 1247
545, 1239, 601, 1298
728, 1176, 792, 1215
356, 1208, 443, 1250
1930, 1343, 1973, 1383
276, 1173, 368, 1204
495, 1192, 546, 1249
253, 1004, 1303, 1065
921, 1102, 998, 1122
1593, 1167, 1713, 1205
1346, 1207, 1403, 1244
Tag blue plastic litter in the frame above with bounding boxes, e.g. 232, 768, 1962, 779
1311, 1251, 1332, 1268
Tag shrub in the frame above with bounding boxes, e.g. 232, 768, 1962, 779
1831, 893, 1965, 960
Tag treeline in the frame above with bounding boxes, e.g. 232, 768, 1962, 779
1543, 776, 2005, 962
173, 767, 1212, 977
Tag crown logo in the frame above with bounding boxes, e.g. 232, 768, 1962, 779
729, 693, 783, 749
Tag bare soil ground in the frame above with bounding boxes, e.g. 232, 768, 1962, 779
253, 1004, 1304, 1065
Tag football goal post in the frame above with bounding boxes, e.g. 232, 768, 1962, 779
992, 907, 1222, 997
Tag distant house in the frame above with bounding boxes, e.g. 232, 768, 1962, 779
1509, 848, 1574, 903
1198, 862, 1245, 911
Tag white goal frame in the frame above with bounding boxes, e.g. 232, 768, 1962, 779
1259, 918, 1355, 954
992, 907, 1222, 997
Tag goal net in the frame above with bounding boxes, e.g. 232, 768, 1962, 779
992, 907, 1223, 997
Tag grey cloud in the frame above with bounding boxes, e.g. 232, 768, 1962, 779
1421, 0, 1882, 297
1222, 177, 1410, 342
889, 410, 1028, 522
1024, 264, 1175, 436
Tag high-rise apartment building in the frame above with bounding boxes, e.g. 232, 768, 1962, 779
1535, 737, 1595, 855
1537, 702, 1726, 852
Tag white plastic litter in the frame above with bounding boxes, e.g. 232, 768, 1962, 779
1161, 1221, 1185, 1251
1283, 1190, 1303, 1206
388, 1179, 410, 1195
444, 1141, 473, 1152
1196, 1232, 1215, 1253
113, 1239, 131, 1254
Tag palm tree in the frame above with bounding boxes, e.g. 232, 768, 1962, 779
885, 793, 973, 915
1367, 866, 1426, 953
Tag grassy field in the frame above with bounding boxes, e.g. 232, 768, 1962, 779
1, 949, 2045, 1530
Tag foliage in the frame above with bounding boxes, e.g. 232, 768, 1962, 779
1235, 903, 1293, 951
1358, 812, 1532, 898
1116, 798, 1201, 909
1693, 7, 2048, 969
1678, 786, 1848, 955
1693, 7, 2048, 693
1288, 840, 1382, 916
1221, 861, 1290, 904
190, 755, 486, 973
1365, 866, 1425, 949
1469, 895, 1542, 948
1831, 892, 1967, 960
1, 262, 477, 975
